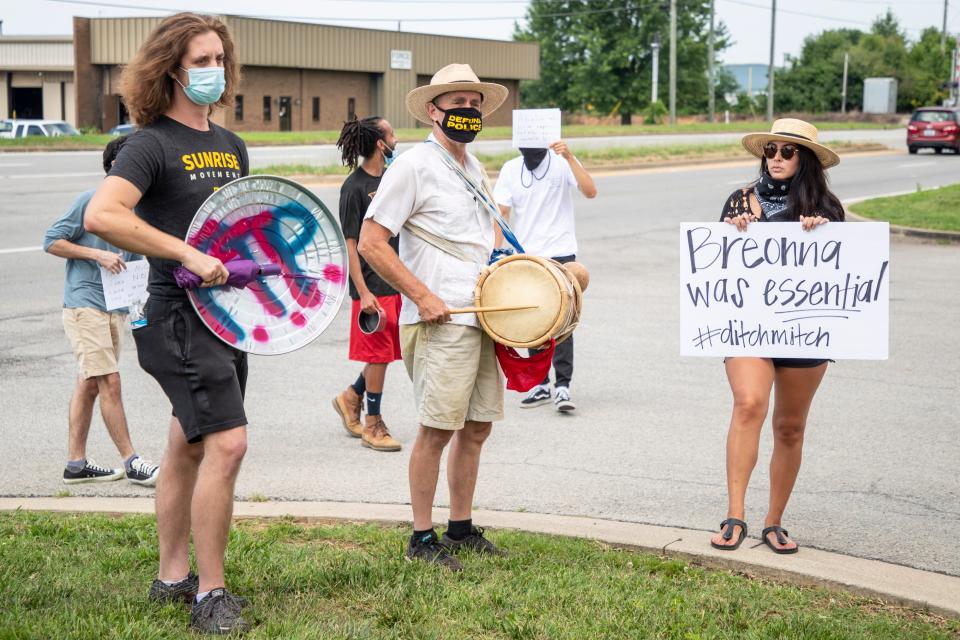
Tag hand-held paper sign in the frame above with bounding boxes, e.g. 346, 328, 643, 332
180, 176, 348, 355
512, 108, 562, 149
679, 222, 889, 360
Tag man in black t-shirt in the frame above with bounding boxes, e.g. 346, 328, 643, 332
331, 116, 403, 452
85, 13, 251, 635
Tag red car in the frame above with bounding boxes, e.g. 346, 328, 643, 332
907, 107, 960, 154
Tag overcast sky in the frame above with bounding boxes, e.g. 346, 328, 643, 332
1, 0, 954, 65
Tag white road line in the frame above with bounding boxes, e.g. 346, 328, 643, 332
0, 162, 31, 168
897, 161, 937, 168
0, 172, 101, 180
0, 246, 43, 255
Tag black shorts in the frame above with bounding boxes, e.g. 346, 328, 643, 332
133, 297, 248, 444
725, 357, 831, 368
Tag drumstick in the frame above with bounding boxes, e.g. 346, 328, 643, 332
449, 304, 539, 314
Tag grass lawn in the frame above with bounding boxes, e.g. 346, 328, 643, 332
252, 140, 882, 178
0, 511, 956, 639
0, 120, 900, 151
849, 183, 960, 232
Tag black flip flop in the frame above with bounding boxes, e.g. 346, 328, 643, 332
762, 525, 799, 554
711, 518, 747, 551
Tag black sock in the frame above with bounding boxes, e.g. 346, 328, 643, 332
366, 391, 382, 416
446, 519, 473, 540
350, 373, 366, 397
412, 528, 436, 544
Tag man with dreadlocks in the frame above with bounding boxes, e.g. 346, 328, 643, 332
331, 116, 403, 452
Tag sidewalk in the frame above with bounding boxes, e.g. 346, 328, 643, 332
3, 496, 957, 619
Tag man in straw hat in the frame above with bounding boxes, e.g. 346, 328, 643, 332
359, 63, 510, 570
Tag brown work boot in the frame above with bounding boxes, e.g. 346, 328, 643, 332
332, 389, 363, 438
361, 416, 402, 452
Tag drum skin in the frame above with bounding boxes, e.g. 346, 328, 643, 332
474, 254, 582, 348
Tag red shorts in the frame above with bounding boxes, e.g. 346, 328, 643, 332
349, 294, 402, 363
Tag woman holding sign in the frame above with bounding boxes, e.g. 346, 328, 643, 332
710, 119, 844, 555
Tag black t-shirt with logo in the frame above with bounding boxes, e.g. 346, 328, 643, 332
109, 115, 249, 299
339, 167, 399, 300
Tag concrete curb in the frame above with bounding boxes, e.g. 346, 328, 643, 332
2, 496, 957, 619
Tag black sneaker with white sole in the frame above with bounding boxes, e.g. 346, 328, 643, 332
554, 387, 576, 413
520, 385, 551, 408
126, 455, 160, 487
149, 572, 199, 605
62, 460, 124, 484
405, 531, 462, 572
191, 588, 250, 635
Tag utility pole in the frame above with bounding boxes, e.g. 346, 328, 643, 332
669, 0, 677, 124
767, 0, 777, 122
841, 52, 849, 114
942, 0, 949, 53
651, 33, 661, 104
708, 0, 716, 122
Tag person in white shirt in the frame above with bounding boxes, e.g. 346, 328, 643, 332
494, 141, 597, 412
358, 63, 510, 571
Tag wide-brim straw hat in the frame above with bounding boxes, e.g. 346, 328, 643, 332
406, 63, 509, 126
741, 118, 840, 169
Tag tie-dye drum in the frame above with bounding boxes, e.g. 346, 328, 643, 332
183, 175, 348, 355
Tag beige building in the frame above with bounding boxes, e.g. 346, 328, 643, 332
0, 35, 76, 124
74, 15, 539, 132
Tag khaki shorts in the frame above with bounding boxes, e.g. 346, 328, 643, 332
400, 322, 504, 430
62, 308, 125, 379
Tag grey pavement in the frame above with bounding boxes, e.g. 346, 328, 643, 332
0, 146, 957, 578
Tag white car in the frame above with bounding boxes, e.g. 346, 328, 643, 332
4, 119, 80, 138
0, 120, 14, 139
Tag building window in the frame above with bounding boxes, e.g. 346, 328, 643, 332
263, 96, 272, 121
235, 95, 244, 121
312, 97, 320, 122
347, 97, 356, 121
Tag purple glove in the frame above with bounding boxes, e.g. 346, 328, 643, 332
174, 260, 281, 290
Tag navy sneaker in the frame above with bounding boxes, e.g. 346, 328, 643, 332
554, 387, 576, 413
62, 460, 123, 484
126, 455, 159, 487
520, 385, 551, 408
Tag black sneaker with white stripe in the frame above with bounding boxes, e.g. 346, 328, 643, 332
126, 455, 160, 487
62, 460, 124, 484
554, 387, 576, 413
520, 385, 551, 408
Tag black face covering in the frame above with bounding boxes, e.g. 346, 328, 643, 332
434, 105, 483, 143
519, 148, 548, 170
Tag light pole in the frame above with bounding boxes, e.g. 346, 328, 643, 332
841, 52, 849, 114
669, 0, 677, 124
708, 0, 716, 122
651, 33, 661, 104
767, 0, 777, 122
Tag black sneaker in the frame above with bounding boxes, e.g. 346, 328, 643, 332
554, 387, 576, 413
441, 526, 507, 556
405, 531, 462, 572
149, 572, 199, 605
62, 459, 124, 484
520, 385, 551, 408
191, 588, 249, 635
126, 455, 160, 487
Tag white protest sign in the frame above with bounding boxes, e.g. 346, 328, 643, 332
512, 108, 562, 148
100, 260, 149, 311
679, 222, 889, 359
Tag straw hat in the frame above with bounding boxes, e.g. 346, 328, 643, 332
405, 63, 509, 126
741, 118, 840, 169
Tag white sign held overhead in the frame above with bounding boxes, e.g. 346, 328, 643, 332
679, 222, 890, 360
100, 260, 150, 311
512, 108, 562, 148
390, 50, 412, 70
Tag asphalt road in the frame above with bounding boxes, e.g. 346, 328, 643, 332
0, 142, 957, 577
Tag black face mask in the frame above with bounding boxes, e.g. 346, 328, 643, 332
434, 105, 483, 143
519, 148, 548, 171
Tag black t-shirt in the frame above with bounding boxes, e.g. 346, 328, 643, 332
109, 115, 249, 299
339, 167, 399, 300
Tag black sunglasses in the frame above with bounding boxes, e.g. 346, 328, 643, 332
763, 142, 798, 160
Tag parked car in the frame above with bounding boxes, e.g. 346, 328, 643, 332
906, 108, 960, 154
109, 123, 138, 136
4, 119, 81, 138
0, 119, 14, 139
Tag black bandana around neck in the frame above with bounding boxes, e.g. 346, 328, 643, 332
753, 171, 792, 220
519, 148, 548, 171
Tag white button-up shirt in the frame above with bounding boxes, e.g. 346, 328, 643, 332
365, 133, 494, 327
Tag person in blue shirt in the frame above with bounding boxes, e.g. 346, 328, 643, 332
43, 135, 159, 487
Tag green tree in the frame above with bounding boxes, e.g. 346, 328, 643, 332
515, 0, 731, 123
